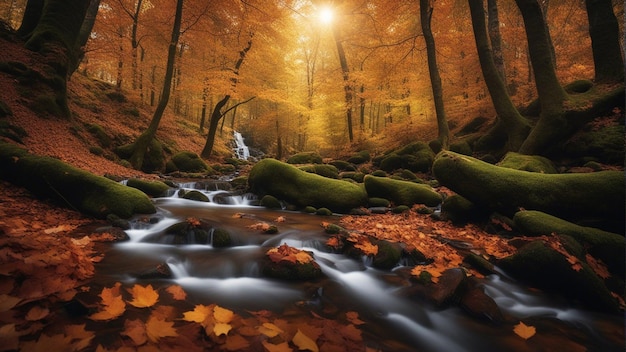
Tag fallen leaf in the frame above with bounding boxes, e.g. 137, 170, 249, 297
128, 284, 159, 308
25, 305, 50, 321
292, 329, 319, 352
65, 324, 95, 351
223, 334, 250, 351
182, 304, 213, 324
122, 319, 147, 346
20, 333, 73, 352
213, 305, 234, 323
262, 341, 292, 352
513, 321, 536, 340
258, 322, 283, 338
346, 311, 365, 325
166, 285, 187, 300
145, 315, 178, 343
0, 294, 21, 311
213, 323, 232, 336
0, 324, 19, 351
90, 283, 126, 321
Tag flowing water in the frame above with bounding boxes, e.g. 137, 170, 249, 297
233, 131, 250, 160
94, 182, 624, 351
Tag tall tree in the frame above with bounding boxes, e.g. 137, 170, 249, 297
420, 0, 449, 149
468, 0, 530, 153
17, 0, 91, 117
585, 0, 624, 83
70, 0, 102, 76
200, 34, 254, 158
331, 13, 354, 143
124, 0, 183, 171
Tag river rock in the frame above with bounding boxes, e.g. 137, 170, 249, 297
248, 158, 368, 213
262, 244, 323, 281
136, 262, 173, 279
93, 226, 129, 241
180, 189, 209, 202
126, 178, 170, 197
460, 282, 506, 324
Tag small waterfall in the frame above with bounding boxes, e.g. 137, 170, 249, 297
233, 131, 250, 160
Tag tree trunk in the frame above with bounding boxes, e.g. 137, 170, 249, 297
420, 0, 449, 149
585, 0, 624, 83
20, 0, 90, 118
468, 0, 530, 153
128, 0, 183, 170
17, 0, 43, 39
487, 0, 506, 85
332, 24, 354, 143
70, 0, 101, 77
200, 35, 253, 158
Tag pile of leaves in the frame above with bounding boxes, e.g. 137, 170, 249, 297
266, 243, 314, 265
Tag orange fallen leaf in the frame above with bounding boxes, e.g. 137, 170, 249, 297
213, 323, 232, 336
258, 322, 283, 338
122, 319, 147, 346
0, 324, 19, 351
128, 284, 159, 308
166, 285, 187, 300
25, 305, 50, 321
214, 305, 234, 323
145, 315, 177, 343
182, 304, 213, 324
90, 283, 125, 321
292, 329, 319, 352
224, 334, 250, 351
513, 321, 536, 340
64, 324, 95, 351
0, 294, 21, 311
346, 311, 365, 325
262, 341, 292, 352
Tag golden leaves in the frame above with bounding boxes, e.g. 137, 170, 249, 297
292, 329, 319, 352
128, 284, 159, 308
166, 285, 187, 301
267, 243, 314, 264
146, 315, 177, 343
90, 283, 126, 321
513, 321, 536, 340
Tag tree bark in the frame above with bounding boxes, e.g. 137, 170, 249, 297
585, 0, 624, 83
200, 35, 253, 158
70, 0, 101, 77
332, 24, 354, 143
420, 0, 449, 149
17, 0, 43, 39
487, 0, 506, 85
468, 0, 530, 153
129, 0, 183, 170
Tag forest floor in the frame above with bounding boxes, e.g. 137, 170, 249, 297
0, 31, 624, 351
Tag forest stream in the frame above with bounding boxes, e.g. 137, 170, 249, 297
90, 181, 623, 352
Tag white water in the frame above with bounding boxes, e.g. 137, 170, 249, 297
233, 131, 250, 160
95, 181, 623, 351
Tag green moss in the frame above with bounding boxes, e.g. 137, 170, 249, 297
0, 120, 27, 143
85, 123, 112, 148
0, 142, 155, 218
287, 152, 323, 164
89, 146, 103, 156
181, 190, 209, 202
498, 239, 620, 312
497, 152, 557, 173
372, 240, 402, 269
563, 124, 625, 165
303, 206, 317, 214
347, 150, 370, 164
329, 160, 352, 171
299, 164, 339, 179
315, 208, 333, 216
126, 178, 170, 197
392, 205, 410, 213
260, 195, 282, 209
442, 194, 488, 224
211, 228, 232, 247
368, 197, 390, 207
371, 170, 387, 177
363, 175, 441, 207
170, 151, 209, 173
339, 171, 365, 182
513, 210, 624, 275
449, 141, 473, 156
433, 151, 625, 232
248, 158, 368, 213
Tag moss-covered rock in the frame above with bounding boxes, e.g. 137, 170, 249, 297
498, 239, 620, 312
347, 150, 370, 164
315, 207, 333, 216
441, 194, 488, 224
180, 190, 209, 202
449, 141, 473, 156
248, 158, 368, 213
513, 210, 625, 276
0, 142, 155, 218
372, 240, 402, 269
562, 124, 625, 165
433, 151, 625, 233
286, 152, 323, 164
378, 142, 435, 173
126, 178, 170, 197
299, 164, 339, 179
363, 175, 441, 207
260, 195, 282, 209
262, 244, 323, 280
169, 151, 209, 173
339, 171, 365, 182
497, 152, 557, 173
211, 228, 233, 247
368, 197, 390, 208
115, 138, 165, 173
329, 160, 353, 171
85, 123, 112, 148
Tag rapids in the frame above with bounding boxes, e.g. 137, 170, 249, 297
93, 182, 623, 351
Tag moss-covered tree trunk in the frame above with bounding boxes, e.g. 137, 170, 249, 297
70, 0, 101, 77
420, 0, 449, 149
17, 0, 90, 118
128, 0, 183, 171
468, 0, 530, 153
585, 0, 624, 83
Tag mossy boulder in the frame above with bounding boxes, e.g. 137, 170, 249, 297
432, 151, 625, 233
497, 152, 557, 174
126, 178, 170, 197
513, 210, 625, 276
168, 151, 210, 173
262, 244, 323, 280
248, 158, 368, 213
85, 123, 112, 148
260, 195, 282, 209
498, 238, 620, 312
339, 171, 365, 182
562, 122, 625, 165
0, 142, 155, 218
372, 240, 402, 269
179, 190, 209, 202
329, 160, 354, 171
378, 142, 435, 173
286, 152, 323, 164
299, 164, 339, 179
363, 175, 441, 207
368, 197, 390, 208
115, 138, 165, 173
347, 150, 370, 164
441, 194, 488, 224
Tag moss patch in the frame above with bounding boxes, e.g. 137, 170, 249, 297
126, 178, 170, 197
363, 175, 441, 207
497, 152, 557, 174
0, 142, 155, 218
169, 151, 209, 173
248, 158, 368, 213
286, 152, 323, 164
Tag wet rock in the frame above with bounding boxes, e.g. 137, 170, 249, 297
260, 195, 282, 209
372, 240, 402, 270
136, 262, 173, 279
126, 178, 170, 197
106, 213, 130, 230
429, 268, 468, 307
93, 226, 129, 241
180, 189, 209, 202
262, 244, 323, 281
460, 283, 506, 324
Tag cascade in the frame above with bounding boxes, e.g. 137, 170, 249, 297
233, 131, 250, 160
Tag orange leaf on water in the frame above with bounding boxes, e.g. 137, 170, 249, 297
166, 285, 187, 300
90, 283, 125, 321
128, 284, 159, 308
122, 319, 147, 346
214, 305, 234, 323
513, 321, 536, 340
182, 304, 213, 324
258, 322, 283, 338
25, 305, 50, 321
292, 329, 319, 352
145, 315, 177, 343
224, 334, 250, 351
213, 323, 232, 336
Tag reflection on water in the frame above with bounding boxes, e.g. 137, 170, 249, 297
95, 183, 623, 351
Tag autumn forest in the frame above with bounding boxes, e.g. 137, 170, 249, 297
0, 0, 624, 351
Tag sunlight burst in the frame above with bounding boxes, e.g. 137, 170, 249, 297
319, 6, 334, 25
